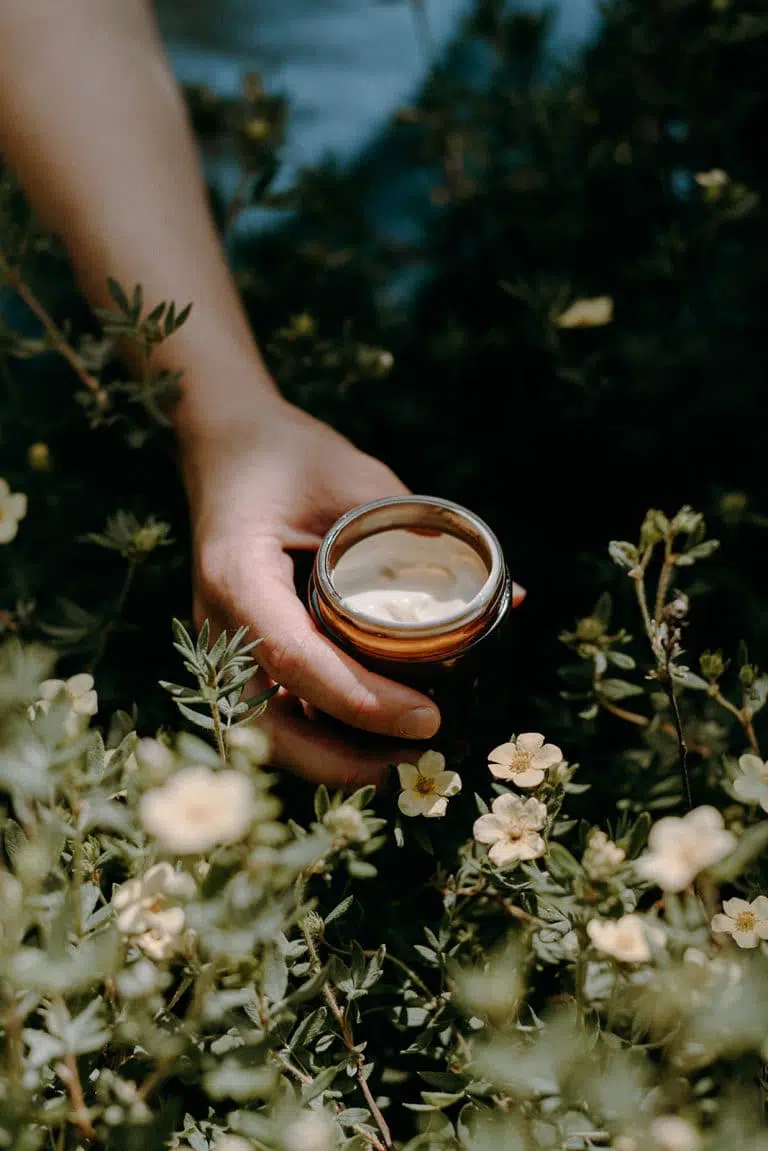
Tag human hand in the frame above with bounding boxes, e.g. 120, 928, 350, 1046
178, 392, 526, 749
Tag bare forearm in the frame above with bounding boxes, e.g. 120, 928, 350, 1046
0, 0, 280, 433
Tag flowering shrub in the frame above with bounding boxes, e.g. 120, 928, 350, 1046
1, 498, 768, 1150
4, 2, 768, 1148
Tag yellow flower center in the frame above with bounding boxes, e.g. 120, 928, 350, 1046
736, 911, 756, 932
509, 751, 531, 775
415, 775, 436, 796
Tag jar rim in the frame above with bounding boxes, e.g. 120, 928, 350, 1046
314, 494, 505, 638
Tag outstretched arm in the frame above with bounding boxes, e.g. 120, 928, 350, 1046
0, 0, 445, 749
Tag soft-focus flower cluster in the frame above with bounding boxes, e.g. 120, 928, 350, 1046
112, 862, 195, 960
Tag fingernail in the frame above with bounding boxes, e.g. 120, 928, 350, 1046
397, 706, 440, 740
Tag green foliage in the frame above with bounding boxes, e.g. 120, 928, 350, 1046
4, 1, 768, 1148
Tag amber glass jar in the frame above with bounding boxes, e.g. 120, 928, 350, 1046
307, 495, 511, 687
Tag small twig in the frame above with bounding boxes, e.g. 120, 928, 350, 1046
0, 254, 109, 409
61, 1050, 96, 1140
711, 687, 761, 756
362, 949, 435, 1003
211, 699, 228, 762
300, 898, 392, 1148
597, 694, 650, 728
136, 1059, 171, 1103
654, 549, 675, 628
273, 1048, 387, 1151
666, 677, 692, 810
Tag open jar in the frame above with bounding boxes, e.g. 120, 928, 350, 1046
307, 495, 511, 685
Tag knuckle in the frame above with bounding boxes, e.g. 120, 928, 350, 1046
344, 680, 382, 732
259, 637, 306, 688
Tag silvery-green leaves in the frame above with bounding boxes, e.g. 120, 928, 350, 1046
160, 617, 277, 734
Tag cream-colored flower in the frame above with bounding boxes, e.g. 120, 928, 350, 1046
135, 737, 175, 779
711, 895, 768, 949
649, 1115, 700, 1151
555, 295, 613, 329
473, 793, 547, 866
227, 723, 270, 763
695, 168, 729, 190
0, 478, 27, 544
140, 765, 256, 853
732, 753, 768, 812
112, 862, 195, 960
213, 1137, 254, 1151
635, 806, 737, 892
587, 914, 661, 964
583, 828, 626, 879
36, 672, 98, 737
397, 751, 462, 819
487, 732, 562, 789
323, 803, 370, 843
283, 1111, 337, 1151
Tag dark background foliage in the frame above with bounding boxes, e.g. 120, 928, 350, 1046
2, 0, 768, 781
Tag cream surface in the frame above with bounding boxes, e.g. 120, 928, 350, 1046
331, 528, 488, 625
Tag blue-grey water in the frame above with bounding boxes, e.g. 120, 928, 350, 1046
156, 0, 600, 203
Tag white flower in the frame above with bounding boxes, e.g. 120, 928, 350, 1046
227, 723, 270, 763
649, 1115, 700, 1151
35, 672, 98, 737
112, 862, 195, 960
695, 168, 729, 190
397, 751, 462, 819
711, 895, 768, 949
555, 295, 613, 329
140, 765, 256, 853
213, 1138, 254, 1151
635, 806, 737, 892
587, 914, 662, 964
487, 732, 562, 789
0, 478, 27, 544
323, 803, 370, 843
473, 793, 547, 866
282, 1110, 337, 1151
583, 828, 626, 879
732, 753, 768, 812
135, 737, 175, 779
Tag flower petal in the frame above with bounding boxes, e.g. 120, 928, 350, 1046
722, 897, 752, 918
422, 796, 448, 819
738, 753, 767, 776
398, 789, 433, 818
490, 793, 525, 818
514, 733, 545, 754
732, 929, 759, 949
487, 742, 516, 766
397, 763, 420, 791
67, 672, 95, 699
710, 913, 734, 934
511, 768, 545, 789
434, 770, 462, 798
531, 744, 563, 771
417, 750, 446, 778
488, 759, 514, 781
751, 895, 768, 920
472, 814, 505, 844
488, 840, 523, 866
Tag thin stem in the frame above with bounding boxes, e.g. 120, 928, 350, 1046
300, 896, 392, 1148
597, 694, 650, 728
274, 1050, 387, 1151
631, 570, 655, 646
363, 949, 436, 1003
211, 699, 227, 762
0, 253, 109, 409
711, 687, 761, 755
654, 550, 675, 627
89, 559, 138, 672
136, 1059, 171, 1103
61, 1050, 96, 1140
667, 679, 692, 810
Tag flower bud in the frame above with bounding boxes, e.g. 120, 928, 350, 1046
639, 509, 669, 549
27, 442, 51, 471
699, 650, 725, 683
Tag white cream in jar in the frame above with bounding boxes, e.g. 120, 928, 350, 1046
330, 528, 489, 626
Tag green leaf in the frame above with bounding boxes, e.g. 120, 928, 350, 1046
598, 678, 645, 700
707, 822, 768, 884
176, 701, 216, 730
106, 277, 130, 313
263, 946, 289, 1005
325, 894, 354, 926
